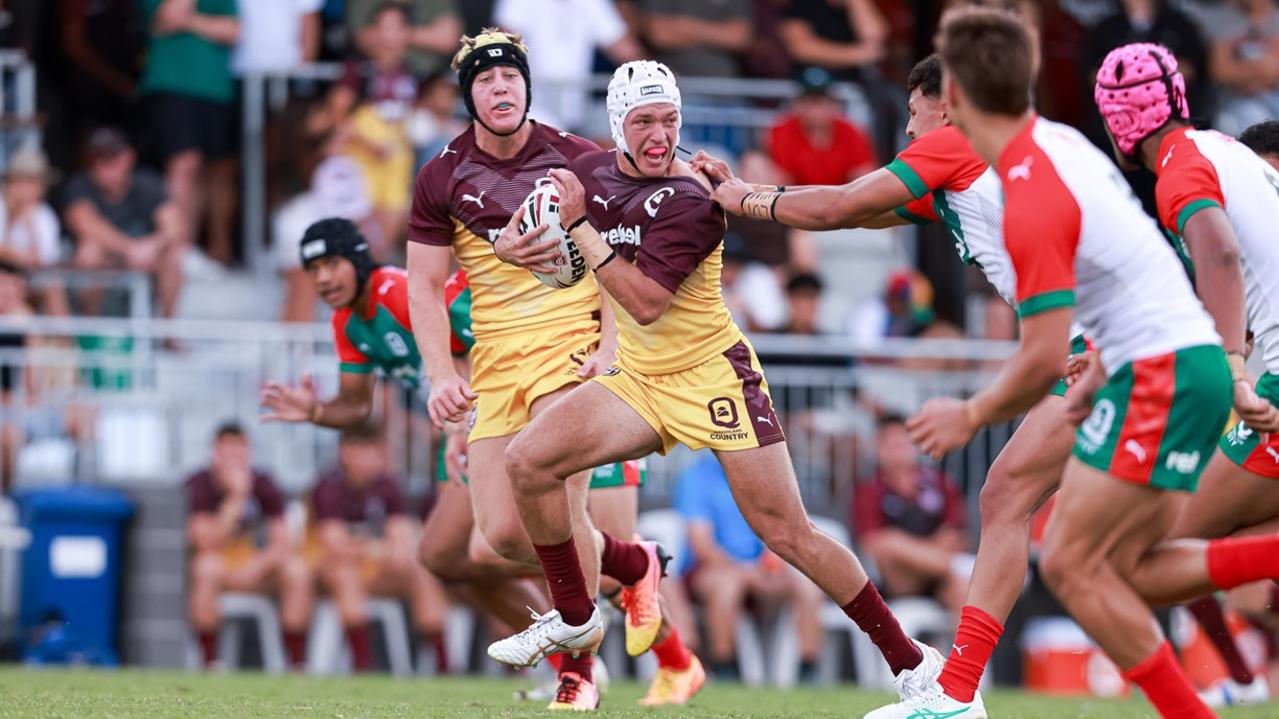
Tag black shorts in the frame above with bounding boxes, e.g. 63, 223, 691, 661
147, 92, 234, 161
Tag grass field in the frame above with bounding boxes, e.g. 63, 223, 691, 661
0, 670, 1274, 718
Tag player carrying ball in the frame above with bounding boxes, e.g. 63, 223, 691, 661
488, 59, 946, 707
406, 31, 694, 709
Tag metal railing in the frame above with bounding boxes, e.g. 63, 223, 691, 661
0, 317, 1020, 523
239, 67, 872, 275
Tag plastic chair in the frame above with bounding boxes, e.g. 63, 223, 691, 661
307, 598, 413, 676
212, 593, 288, 674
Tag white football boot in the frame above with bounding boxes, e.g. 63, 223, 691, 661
1198, 676, 1271, 707
864, 687, 988, 719
488, 607, 605, 668
894, 640, 946, 700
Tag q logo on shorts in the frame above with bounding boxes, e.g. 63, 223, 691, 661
707, 397, 740, 429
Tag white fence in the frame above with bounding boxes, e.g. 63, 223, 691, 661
0, 316, 1020, 517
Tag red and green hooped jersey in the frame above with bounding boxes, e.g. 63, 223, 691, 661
444, 270, 474, 357
333, 267, 423, 388
997, 117, 1217, 373
886, 125, 1015, 306
1153, 127, 1279, 375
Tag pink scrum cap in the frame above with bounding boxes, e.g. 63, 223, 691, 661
1094, 42, 1189, 156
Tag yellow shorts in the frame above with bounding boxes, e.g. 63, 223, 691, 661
219, 539, 259, 573
469, 320, 600, 442
592, 338, 785, 455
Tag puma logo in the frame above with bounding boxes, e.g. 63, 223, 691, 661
757, 415, 774, 426
1124, 439, 1148, 463
952, 644, 968, 656
1267, 446, 1279, 463
377, 279, 394, 296
440, 145, 457, 157
1008, 155, 1034, 181
462, 191, 486, 208
1161, 145, 1175, 168
593, 194, 616, 210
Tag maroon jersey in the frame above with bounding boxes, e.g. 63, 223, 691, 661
186, 470, 284, 537
311, 472, 405, 537
572, 149, 741, 373
409, 121, 601, 338
852, 469, 967, 540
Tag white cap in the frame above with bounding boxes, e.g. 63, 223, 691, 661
606, 60, 682, 156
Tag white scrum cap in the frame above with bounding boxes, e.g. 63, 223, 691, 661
606, 60, 682, 156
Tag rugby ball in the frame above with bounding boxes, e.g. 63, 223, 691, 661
520, 179, 588, 289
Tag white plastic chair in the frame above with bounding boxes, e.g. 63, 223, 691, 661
307, 598, 413, 676
188, 593, 288, 674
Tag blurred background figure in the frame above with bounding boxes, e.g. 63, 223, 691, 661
767, 67, 877, 187
316, 3, 417, 257
1193, 0, 1279, 137
64, 129, 184, 319
231, 0, 321, 76
308, 424, 447, 673
854, 415, 972, 618
675, 452, 825, 683
625, 0, 752, 79
186, 423, 313, 671
778, 0, 887, 84
494, 0, 641, 133
345, 0, 461, 78
407, 72, 465, 169
139, 0, 240, 267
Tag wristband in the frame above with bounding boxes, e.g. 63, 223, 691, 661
593, 250, 617, 272
741, 191, 783, 221
564, 216, 589, 234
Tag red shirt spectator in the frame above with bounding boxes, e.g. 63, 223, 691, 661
311, 471, 406, 536
187, 467, 284, 535
767, 67, 877, 186
853, 462, 965, 541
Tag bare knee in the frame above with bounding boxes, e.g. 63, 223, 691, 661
757, 518, 816, 567
191, 552, 224, 590
478, 514, 531, 564
503, 436, 544, 489
281, 556, 314, 588
1039, 541, 1087, 598
979, 456, 1039, 527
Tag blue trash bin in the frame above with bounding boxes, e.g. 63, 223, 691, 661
16, 486, 133, 665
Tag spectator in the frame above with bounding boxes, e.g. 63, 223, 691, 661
309, 424, 448, 672
232, 0, 322, 75
779, 0, 887, 83
346, 0, 461, 77
406, 71, 466, 169
56, 0, 147, 142
0, 147, 61, 271
1079, 0, 1210, 212
186, 422, 314, 670
139, 0, 240, 266
494, 0, 642, 131
675, 452, 825, 682
1193, 0, 1279, 136
275, 151, 373, 323
626, 0, 752, 78
847, 268, 937, 343
854, 415, 971, 615
767, 67, 877, 186
724, 149, 817, 273
0, 261, 30, 494
64, 128, 185, 318
318, 3, 418, 254
781, 272, 823, 335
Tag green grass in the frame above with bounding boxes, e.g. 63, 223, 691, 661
0, 669, 1271, 718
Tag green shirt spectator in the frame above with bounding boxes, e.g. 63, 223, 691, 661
140, 0, 239, 104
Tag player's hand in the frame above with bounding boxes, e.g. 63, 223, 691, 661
443, 425, 468, 485
427, 372, 477, 430
1063, 349, 1094, 388
1063, 368, 1104, 426
260, 373, 320, 423
577, 343, 617, 379
1234, 380, 1279, 434
689, 150, 734, 184
907, 397, 978, 460
494, 204, 559, 273
710, 177, 754, 216
548, 168, 586, 228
